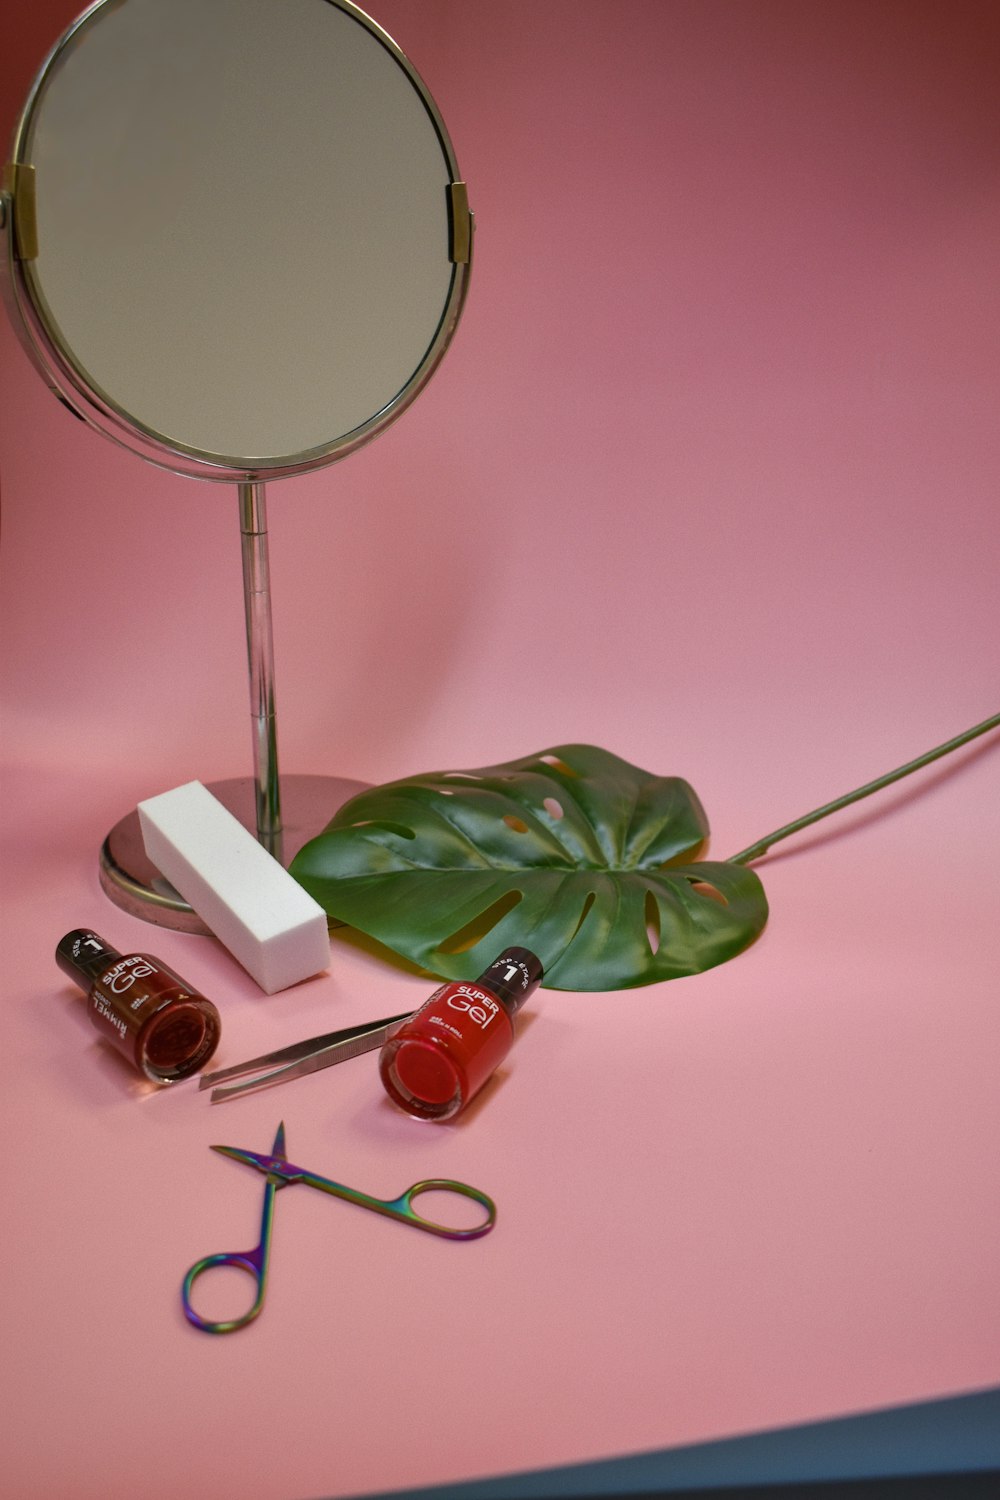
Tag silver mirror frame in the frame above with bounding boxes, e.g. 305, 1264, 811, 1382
0, 0, 473, 483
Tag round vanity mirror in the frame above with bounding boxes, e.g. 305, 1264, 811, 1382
2, 0, 473, 930
4, 0, 471, 480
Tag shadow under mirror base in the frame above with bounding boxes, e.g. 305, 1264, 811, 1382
99, 773, 367, 933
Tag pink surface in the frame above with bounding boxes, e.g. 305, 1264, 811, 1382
2, 2, 999, 1497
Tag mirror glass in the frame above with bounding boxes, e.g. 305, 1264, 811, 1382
7, 0, 468, 476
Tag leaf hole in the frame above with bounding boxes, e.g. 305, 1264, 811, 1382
351, 820, 416, 839
571, 892, 596, 941
644, 891, 661, 955
436, 891, 524, 955
542, 797, 564, 820
503, 815, 530, 833
686, 879, 728, 906
539, 755, 579, 777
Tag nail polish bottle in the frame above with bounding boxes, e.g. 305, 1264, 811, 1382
56, 928, 221, 1083
379, 947, 543, 1121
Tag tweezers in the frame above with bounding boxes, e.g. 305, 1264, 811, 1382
198, 1011, 412, 1104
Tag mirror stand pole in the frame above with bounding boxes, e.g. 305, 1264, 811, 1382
97, 471, 368, 930
238, 480, 283, 860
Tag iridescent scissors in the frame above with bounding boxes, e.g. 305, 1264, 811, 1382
182, 1122, 496, 1333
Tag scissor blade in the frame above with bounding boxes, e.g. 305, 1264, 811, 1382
211, 1138, 303, 1184
211, 1144, 274, 1172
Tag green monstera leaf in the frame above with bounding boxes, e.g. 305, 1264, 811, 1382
290, 744, 768, 991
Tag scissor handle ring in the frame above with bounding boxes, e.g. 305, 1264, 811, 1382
397, 1178, 497, 1239
182, 1251, 266, 1334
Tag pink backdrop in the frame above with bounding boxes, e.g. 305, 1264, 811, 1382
2, 2, 998, 1497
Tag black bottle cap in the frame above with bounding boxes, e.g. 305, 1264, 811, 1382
476, 947, 543, 1016
56, 930, 121, 993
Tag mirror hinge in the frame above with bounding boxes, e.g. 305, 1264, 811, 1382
2, 163, 38, 260
448, 181, 471, 265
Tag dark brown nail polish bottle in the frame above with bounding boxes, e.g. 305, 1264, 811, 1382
56, 928, 221, 1083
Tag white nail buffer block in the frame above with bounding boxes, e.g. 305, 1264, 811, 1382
137, 780, 330, 994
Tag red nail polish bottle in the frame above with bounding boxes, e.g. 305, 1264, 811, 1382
379, 947, 543, 1120
56, 928, 221, 1083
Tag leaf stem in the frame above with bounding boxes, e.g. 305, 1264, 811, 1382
727, 711, 1000, 866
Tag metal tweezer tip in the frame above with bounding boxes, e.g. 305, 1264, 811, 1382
198, 1012, 411, 1102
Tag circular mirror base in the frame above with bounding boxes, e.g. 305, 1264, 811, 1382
99, 773, 367, 933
